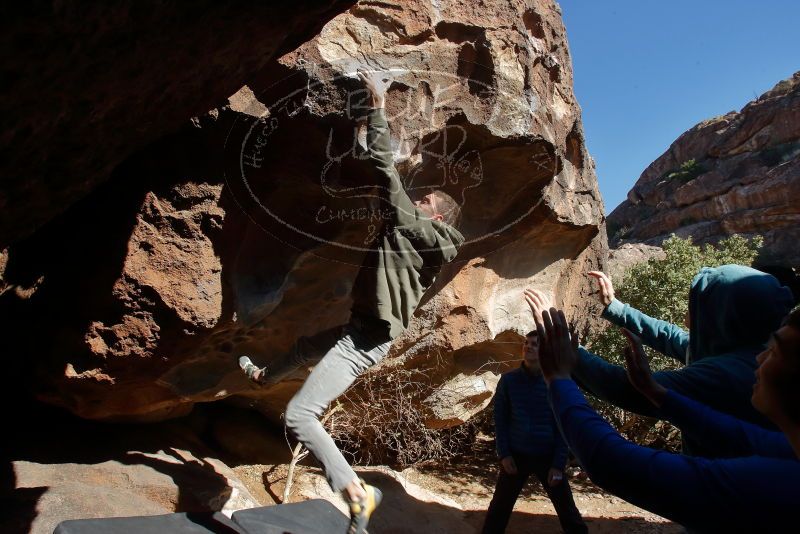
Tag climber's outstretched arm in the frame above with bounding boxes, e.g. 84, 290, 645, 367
357, 70, 432, 230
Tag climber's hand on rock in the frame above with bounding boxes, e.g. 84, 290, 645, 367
622, 328, 668, 407
356, 69, 390, 108
501, 456, 518, 475
536, 307, 579, 385
588, 271, 615, 307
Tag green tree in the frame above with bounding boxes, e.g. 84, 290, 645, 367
587, 234, 763, 449
663, 158, 707, 184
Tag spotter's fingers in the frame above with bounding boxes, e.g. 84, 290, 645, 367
568, 322, 579, 352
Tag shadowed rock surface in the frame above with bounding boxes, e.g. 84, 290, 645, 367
0, 0, 355, 248
0, 0, 605, 424
607, 72, 800, 268
1, 401, 261, 534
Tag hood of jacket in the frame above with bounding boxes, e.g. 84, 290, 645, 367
399, 218, 464, 266
688, 264, 794, 361
427, 219, 464, 264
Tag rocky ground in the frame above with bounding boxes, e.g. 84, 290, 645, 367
3, 399, 678, 534
232, 435, 679, 533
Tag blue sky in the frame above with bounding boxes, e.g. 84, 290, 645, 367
558, 0, 800, 213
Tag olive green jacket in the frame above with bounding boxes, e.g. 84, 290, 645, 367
350, 108, 464, 339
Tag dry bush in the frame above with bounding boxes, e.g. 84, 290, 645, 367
324, 363, 490, 467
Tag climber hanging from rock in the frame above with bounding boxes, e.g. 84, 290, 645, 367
238, 69, 464, 534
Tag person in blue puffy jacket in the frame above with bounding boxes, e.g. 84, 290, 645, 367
482, 330, 587, 534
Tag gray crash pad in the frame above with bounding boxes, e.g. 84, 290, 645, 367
52, 500, 349, 534
53, 512, 244, 534
232, 499, 349, 534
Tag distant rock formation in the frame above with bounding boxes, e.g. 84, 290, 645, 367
1, 0, 605, 423
605, 243, 665, 284
607, 72, 800, 269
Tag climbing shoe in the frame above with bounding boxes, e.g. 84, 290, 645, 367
238, 355, 268, 385
346, 480, 382, 534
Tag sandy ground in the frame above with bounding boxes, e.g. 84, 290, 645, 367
232, 447, 682, 534
405, 465, 680, 534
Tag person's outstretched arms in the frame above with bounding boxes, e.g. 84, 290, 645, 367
572, 346, 659, 416
548, 378, 797, 531
573, 340, 768, 430
533, 305, 799, 532
588, 271, 688, 363
533, 279, 757, 424
357, 70, 420, 229
548, 379, 708, 526
526, 288, 660, 416
623, 330, 794, 459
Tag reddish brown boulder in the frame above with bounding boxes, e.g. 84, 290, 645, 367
1, 0, 605, 423
0, 0, 355, 249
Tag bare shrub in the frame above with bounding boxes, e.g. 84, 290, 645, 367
324, 363, 490, 467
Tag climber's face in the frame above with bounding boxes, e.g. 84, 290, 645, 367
414, 192, 444, 221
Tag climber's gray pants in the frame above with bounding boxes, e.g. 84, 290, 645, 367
275, 319, 392, 492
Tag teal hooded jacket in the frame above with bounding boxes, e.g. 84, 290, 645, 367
573, 265, 794, 457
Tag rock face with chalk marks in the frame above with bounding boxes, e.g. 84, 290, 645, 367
1, 0, 605, 425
